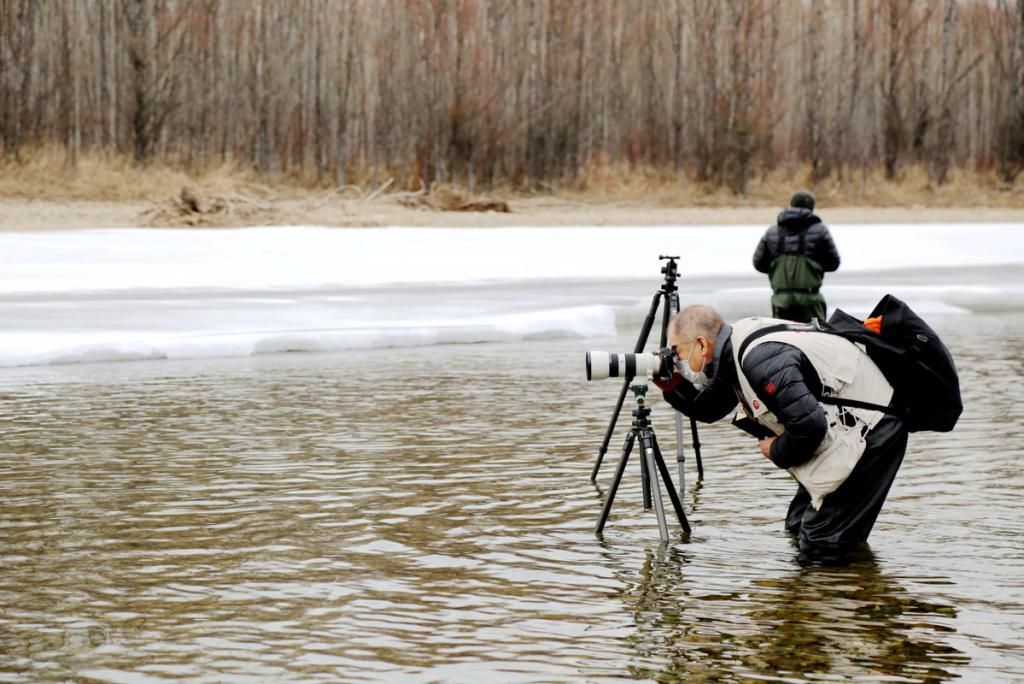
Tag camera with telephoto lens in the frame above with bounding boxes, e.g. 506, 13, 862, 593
585, 346, 676, 382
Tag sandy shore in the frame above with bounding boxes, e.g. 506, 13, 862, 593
2, 196, 1024, 231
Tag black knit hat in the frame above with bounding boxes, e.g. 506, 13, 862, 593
790, 190, 815, 210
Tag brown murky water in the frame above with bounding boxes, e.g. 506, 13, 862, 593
1, 314, 1022, 682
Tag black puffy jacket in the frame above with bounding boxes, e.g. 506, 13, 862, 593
741, 341, 826, 469
753, 208, 841, 274
663, 336, 827, 470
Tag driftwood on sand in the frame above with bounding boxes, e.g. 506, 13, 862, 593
395, 184, 510, 213
140, 187, 280, 227
138, 180, 510, 228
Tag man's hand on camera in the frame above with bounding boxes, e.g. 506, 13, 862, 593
652, 371, 683, 392
758, 436, 777, 460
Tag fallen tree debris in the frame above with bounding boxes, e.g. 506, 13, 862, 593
140, 186, 280, 227
397, 184, 510, 213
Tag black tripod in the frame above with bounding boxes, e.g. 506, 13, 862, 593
595, 384, 690, 541
590, 256, 704, 494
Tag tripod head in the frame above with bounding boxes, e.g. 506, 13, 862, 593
629, 383, 652, 426
658, 255, 680, 293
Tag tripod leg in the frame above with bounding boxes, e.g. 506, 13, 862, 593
591, 380, 629, 481
691, 418, 704, 481
651, 432, 691, 534
642, 439, 652, 510
639, 429, 670, 542
660, 290, 674, 348
592, 291, 664, 480
663, 289, 688, 496
595, 432, 635, 535
674, 413, 686, 498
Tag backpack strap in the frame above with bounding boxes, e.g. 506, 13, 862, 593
735, 322, 811, 363
736, 322, 896, 415
818, 396, 892, 413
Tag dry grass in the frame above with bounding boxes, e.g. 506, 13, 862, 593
0, 146, 307, 203
2, 146, 1023, 215
567, 161, 1024, 209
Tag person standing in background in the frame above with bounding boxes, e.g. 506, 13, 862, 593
753, 190, 841, 322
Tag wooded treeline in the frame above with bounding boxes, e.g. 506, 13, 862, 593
2, 0, 1024, 193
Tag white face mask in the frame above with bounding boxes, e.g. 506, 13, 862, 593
675, 340, 709, 386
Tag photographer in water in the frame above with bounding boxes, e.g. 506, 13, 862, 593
753, 190, 840, 323
652, 305, 908, 563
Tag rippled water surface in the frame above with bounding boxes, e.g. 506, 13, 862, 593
1, 313, 1023, 682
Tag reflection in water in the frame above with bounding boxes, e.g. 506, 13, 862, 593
620, 548, 967, 681
0, 314, 1022, 681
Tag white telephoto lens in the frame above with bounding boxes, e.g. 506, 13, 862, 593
585, 351, 661, 381
632, 353, 660, 378
586, 351, 610, 380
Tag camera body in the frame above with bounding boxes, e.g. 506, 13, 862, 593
585, 346, 677, 382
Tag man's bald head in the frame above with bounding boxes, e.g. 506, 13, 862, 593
669, 305, 725, 348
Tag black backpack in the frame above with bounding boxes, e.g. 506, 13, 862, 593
738, 294, 963, 433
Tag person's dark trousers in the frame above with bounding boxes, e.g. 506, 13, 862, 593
785, 414, 909, 562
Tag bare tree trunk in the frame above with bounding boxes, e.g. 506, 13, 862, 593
1019, 0, 1024, 124
807, 1, 828, 181
335, 3, 354, 189
126, 0, 156, 165
1, 0, 37, 159
996, 0, 1024, 181
834, 0, 864, 182
928, 0, 960, 185
724, 0, 755, 194
910, 43, 932, 163
692, 1, 720, 183
573, 0, 590, 183
60, 0, 78, 167
253, 0, 279, 181
759, 0, 781, 179
313, 0, 325, 183
670, 1, 685, 173
883, 0, 907, 180
97, 1, 111, 150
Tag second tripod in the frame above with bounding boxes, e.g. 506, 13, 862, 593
595, 384, 690, 541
